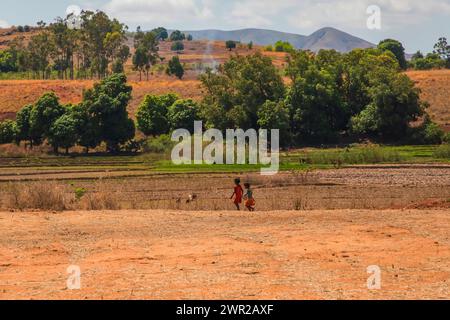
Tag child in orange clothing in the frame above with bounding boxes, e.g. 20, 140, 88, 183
244, 183, 256, 212
230, 178, 244, 211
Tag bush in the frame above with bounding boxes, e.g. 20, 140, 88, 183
443, 132, 450, 144
433, 144, 450, 159
166, 56, 184, 79
143, 134, 175, 153
274, 41, 294, 52
408, 118, 444, 145
171, 41, 184, 53
226, 40, 237, 51
423, 122, 444, 144
6, 181, 69, 211
169, 30, 185, 41
0, 120, 18, 144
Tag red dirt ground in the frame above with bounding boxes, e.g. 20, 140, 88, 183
0, 209, 448, 300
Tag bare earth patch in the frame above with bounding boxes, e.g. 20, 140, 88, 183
0, 209, 448, 300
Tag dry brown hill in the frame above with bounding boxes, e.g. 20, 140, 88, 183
406, 70, 450, 132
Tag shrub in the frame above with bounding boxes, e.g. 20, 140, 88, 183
171, 41, 184, 53
166, 56, 185, 79
143, 134, 175, 153
226, 40, 237, 51
74, 187, 87, 201
443, 132, 450, 144
274, 41, 294, 52
422, 122, 444, 144
408, 118, 444, 145
433, 144, 450, 159
6, 181, 69, 211
0, 120, 18, 144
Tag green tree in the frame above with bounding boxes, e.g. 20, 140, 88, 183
286, 63, 346, 143
15, 104, 37, 147
167, 99, 200, 133
48, 113, 78, 154
79, 10, 128, 78
136, 94, 178, 136
171, 41, 184, 54
169, 30, 185, 41
29, 92, 66, 147
70, 103, 101, 153
257, 100, 290, 145
225, 40, 237, 51
351, 72, 426, 140
133, 29, 160, 80
49, 17, 77, 79
0, 120, 18, 145
82, 73, 135, 152
274, 41, 294, 52
152, 27, 169, 41
378, 39, 407, 70
133, 45, 150, 81
200, 53, 285, 130
166, 56, 184, 79
28, 31, 55, 79
0, 50, 18, 72
433, 37, 450, 68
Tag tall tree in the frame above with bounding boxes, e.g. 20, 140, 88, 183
28, 31, 54, 79
169, 30, 185, 41
48, 112, 78, 154
133, 28, 160, 80
200, 53, 285, 130
433, 37, 450, 68
29, 92, 66, 150
136, 94, 178, 136
378, 39, 407, 70
166, 56, 184, 79
82, 73, 135, 152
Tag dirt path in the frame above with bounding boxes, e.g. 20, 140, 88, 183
0, 209, 449, 300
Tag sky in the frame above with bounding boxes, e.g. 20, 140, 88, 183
1, 0, 450, 52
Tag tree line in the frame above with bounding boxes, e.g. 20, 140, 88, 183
0, 74, 134, 153
0, 11, 130, 79
1, 45, 448, 152
137, 47, 447, 147
0, 11, 193, 80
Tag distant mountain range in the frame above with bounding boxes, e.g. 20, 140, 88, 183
182, 27, 375, 52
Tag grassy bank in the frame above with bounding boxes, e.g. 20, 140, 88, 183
0, 145, 448, 176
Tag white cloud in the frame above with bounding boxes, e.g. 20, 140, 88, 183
100, 0, 450, 33
286, 0, 450, 32
103, 0, 215, 28
0, 19, 10, 28
229, 0, 298, 28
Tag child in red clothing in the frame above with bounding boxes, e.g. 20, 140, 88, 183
230, 178, 244, 211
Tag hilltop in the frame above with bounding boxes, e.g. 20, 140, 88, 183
183, 27, 375, 52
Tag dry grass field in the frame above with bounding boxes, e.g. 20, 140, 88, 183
406, 70, 450, 131
1, 166, 450, 211
0, 79, 203, 121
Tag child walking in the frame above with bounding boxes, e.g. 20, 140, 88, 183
244, 183, 256, 212
230, 178, 244, 211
